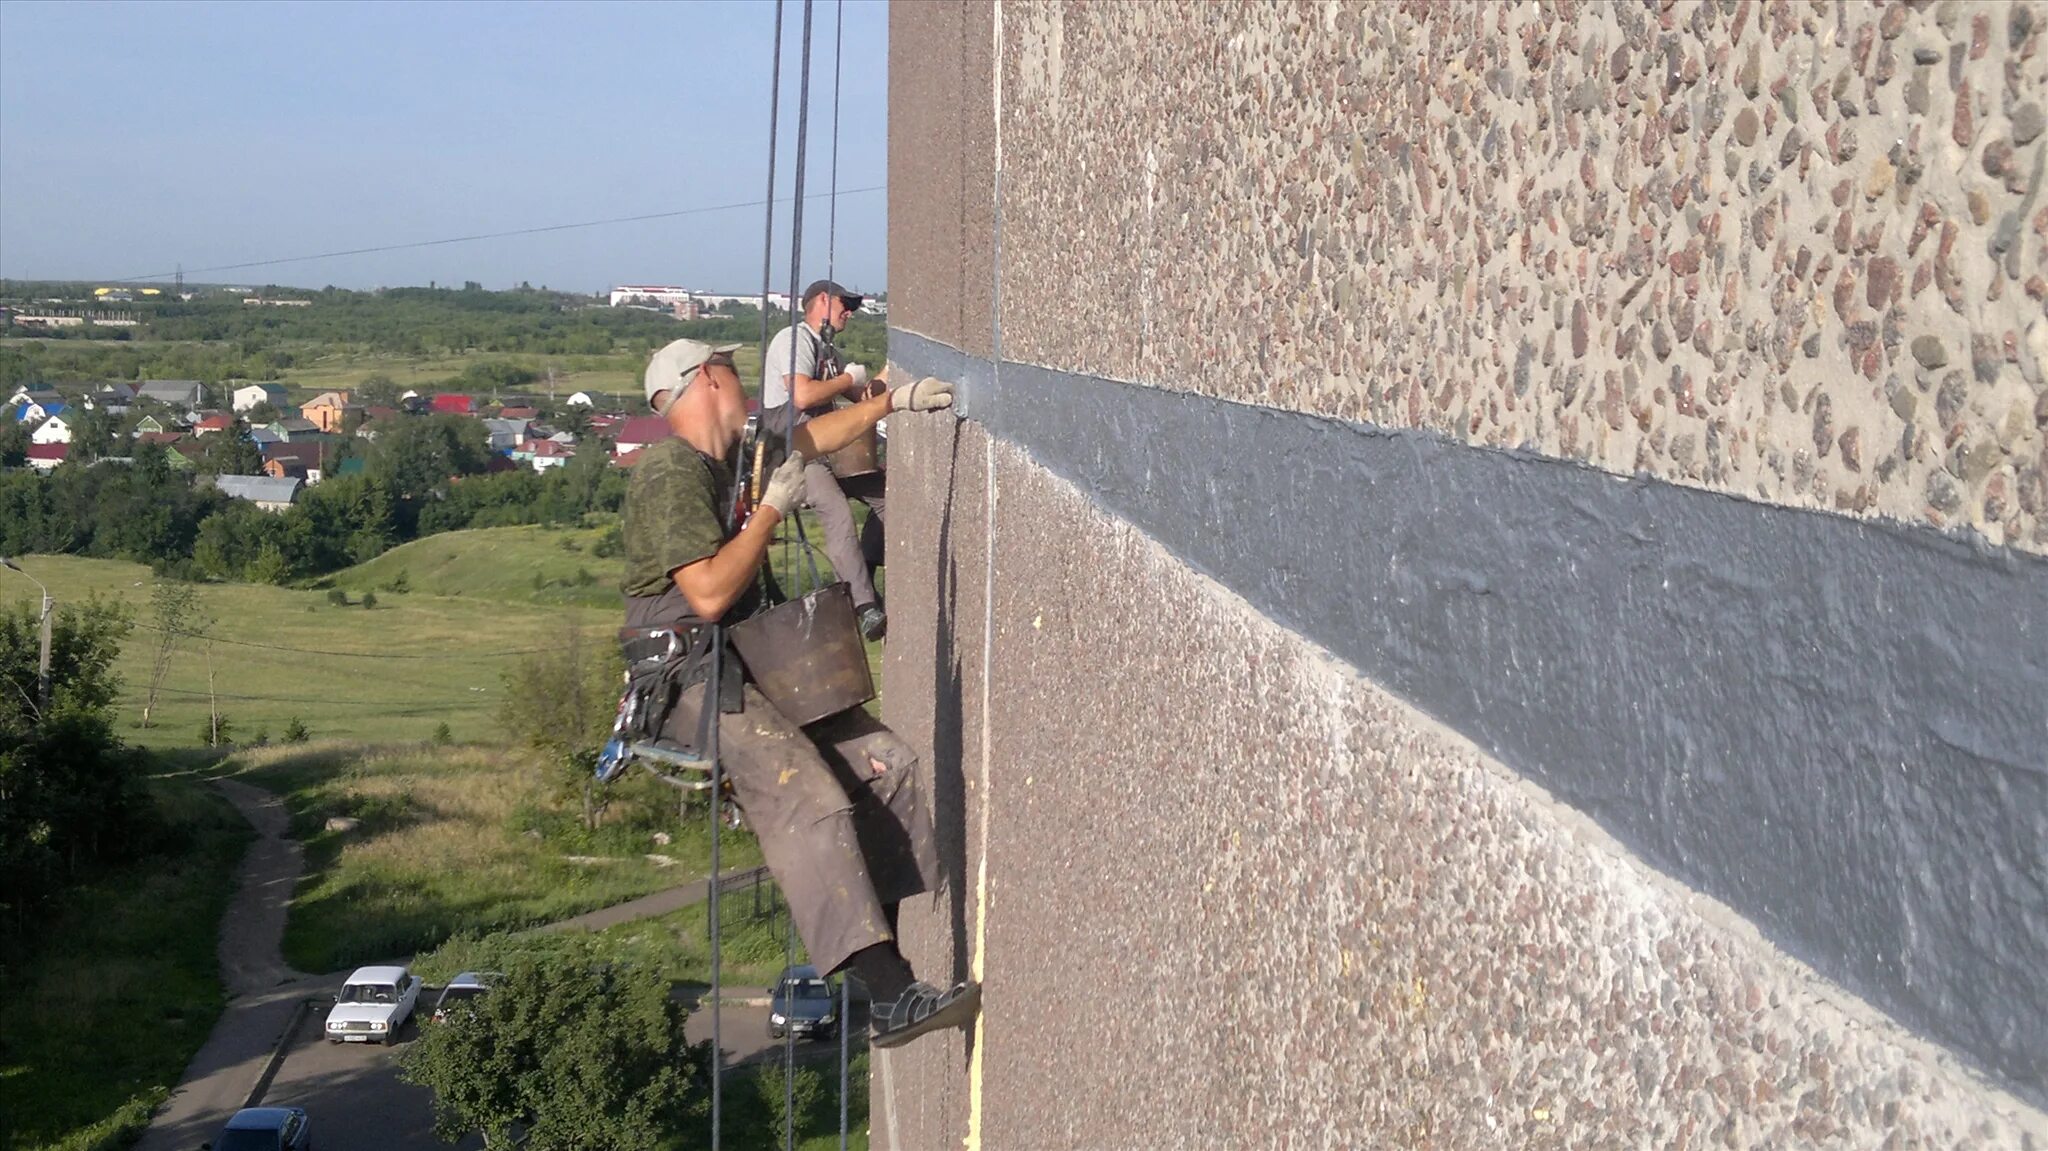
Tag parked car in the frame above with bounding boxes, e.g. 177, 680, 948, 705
767, 964, 840, 1042
202, 1105, 311, 1150
324, 964, 421, 1045
430, 970, 499, 1024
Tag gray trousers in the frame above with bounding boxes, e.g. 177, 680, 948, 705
665, 681, 936, 977
802, 460, 885, 609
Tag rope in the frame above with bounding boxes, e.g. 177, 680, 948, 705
828, 7, 851, 1147
782, 8, 816, 1147
828, 0, 843, 284
704, 631, 727, 1150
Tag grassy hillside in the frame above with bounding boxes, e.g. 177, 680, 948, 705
4, 555, 619, 750
0, 773, 251, 1151
327, 522, 625, 610
207, 741, 755, 973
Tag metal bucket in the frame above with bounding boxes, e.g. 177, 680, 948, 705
729, 581, 875, 726
824, 425, 882, 478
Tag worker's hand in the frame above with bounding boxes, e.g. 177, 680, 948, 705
759, 450, 807, 518
889, 376, 955, 413
844, 363, 870, 391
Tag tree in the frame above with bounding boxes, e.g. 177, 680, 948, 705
0, 595, 139, 933
500, 626, 620, 830
400, 950, 705, 1149
139, 581, 200, 729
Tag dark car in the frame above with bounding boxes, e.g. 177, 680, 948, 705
430, 970, 498, 1024
767, 964, 841, 1042
202, 1106, 311, 1151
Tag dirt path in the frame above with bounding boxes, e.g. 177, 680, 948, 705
135, 778, 750, 1151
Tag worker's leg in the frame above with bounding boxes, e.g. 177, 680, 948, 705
665, 682, 892, 978
804, 708, 938, 908
802, 460, 878, 609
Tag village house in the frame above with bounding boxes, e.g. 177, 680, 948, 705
482, 417, 528, 453
231, 383, 290, 413
264, 417, 321, 441
210, 474, 302, 512
565, 391, 595, 407
522, 439, 576, 473
430, 393, 477, 416
30, 415, 72, 445
25, 443, 68, 472
83, 383, 135, 414
261, 441, 327, 483
190, 411, 235, 437
300, 391, 359, 433
136, 379, 206, 409
611, 415, 669, 458
12, 398, 67, 424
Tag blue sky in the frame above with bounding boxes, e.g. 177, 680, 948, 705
0, 0, 888, 293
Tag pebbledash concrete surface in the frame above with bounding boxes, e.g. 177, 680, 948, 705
877, 2, 2047, 1149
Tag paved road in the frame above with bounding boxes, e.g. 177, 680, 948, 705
135, 780, 315, 1151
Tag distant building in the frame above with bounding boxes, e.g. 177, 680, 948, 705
137, 379, 206, 409
431, 394, 477, 416
565, 391, 595, 407
241, 296, 311, 307
612, 415, 671, 457
522, 439, 576, 473
261, 441, 327, 484
232, 383, 290, 413
264, 418, 320, 441
25, 443, 68, 472
190, 412, 236, 437
481, 417, 529, 453
300, 391, 359, 433
30, 415, 73, 445
210, 474, 303, 512
12, 399, 66, 424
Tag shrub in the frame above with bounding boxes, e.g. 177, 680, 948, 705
361, 590, 379, 610
431, 722, 453, 746
591, 524, 624, 558
325, 588, 350, 607
382, 569, 411, 594
283, 717, 310, 744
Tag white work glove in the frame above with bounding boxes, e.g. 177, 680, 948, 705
759, 450, 807, 518
844, 363, 870, 389
889, 376, 955, 413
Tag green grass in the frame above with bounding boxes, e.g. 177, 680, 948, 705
0, 776, 252, 1151
7, 555, 620, 750
327, 522, 626, 610
209, 740, 762, 974
277, 345, 766, 408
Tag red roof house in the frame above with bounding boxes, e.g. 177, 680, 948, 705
612, 416, 671, 456
431, 394, 477, 415
25, 442, 69, 470
191, 411, 235, 436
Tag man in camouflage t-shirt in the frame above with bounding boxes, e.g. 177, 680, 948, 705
617, 337, 978, 1049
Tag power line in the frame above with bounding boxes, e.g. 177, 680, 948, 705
109, 185, 885, 284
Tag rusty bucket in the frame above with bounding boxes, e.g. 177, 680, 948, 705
729, 581, 875, 726
824, 425, 882, 478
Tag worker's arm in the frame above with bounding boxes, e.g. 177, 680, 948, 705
671, 507, 781, 619
795, 390, 891, 457
782, 369, 864, 411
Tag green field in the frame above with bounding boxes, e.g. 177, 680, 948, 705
0, 773, 252, 1151
278, 344, 766, 408
4, 553, 620, 750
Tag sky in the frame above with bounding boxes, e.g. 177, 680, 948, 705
0, 0, 889, 294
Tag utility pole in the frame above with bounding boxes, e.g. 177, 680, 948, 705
1, 557, 52, 715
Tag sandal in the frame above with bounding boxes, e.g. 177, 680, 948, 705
870, 980, 981, 1049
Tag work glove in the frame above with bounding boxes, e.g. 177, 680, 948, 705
890, 376, 955, 413
845, 363, 870, 389
759, 450, 807, 518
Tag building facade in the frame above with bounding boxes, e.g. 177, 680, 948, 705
877, 3, 2048, 1148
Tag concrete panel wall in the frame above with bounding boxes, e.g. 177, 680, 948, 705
880, 1, 2048, 1146
995, 0, 2048, 553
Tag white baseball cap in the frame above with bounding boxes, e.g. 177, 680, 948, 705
644, 338, 743, 412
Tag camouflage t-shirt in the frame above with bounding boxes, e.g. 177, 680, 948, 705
620, 437, 731, 603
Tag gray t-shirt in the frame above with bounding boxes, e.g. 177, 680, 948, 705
762, 322, 830, 412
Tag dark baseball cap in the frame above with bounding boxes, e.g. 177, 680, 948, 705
801, 279, 864, 311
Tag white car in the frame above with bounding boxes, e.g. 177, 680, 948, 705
324, 965, 422, 1045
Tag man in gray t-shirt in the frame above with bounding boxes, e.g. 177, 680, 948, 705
761, 279, 889, 638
